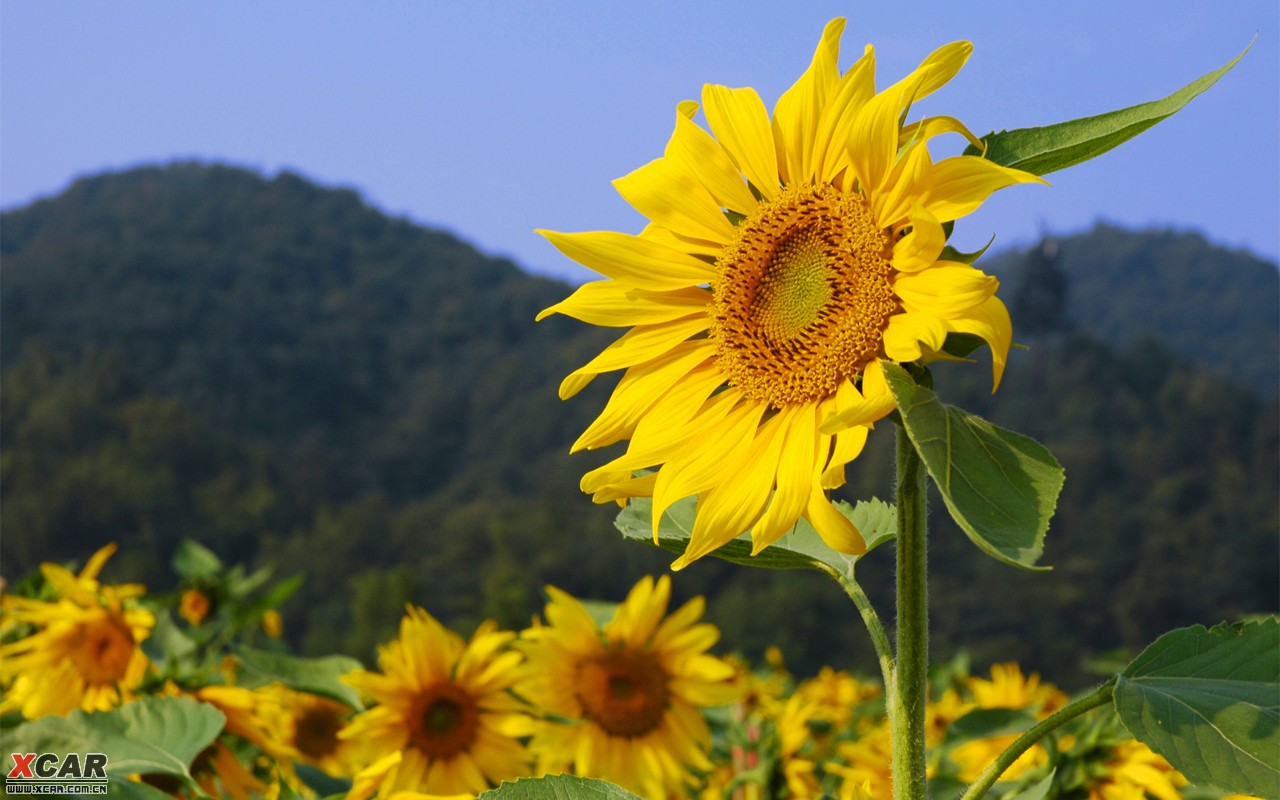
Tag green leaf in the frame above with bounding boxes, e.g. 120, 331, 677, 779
1113, 619, 1280, 798
945, 707, 1037, 745
234, 645, 365, 709
5, 696, 224, 785
616, 494, 895, 581
967, 40, 1251, 175
172, 539, 223, 580
479, 774, 645, 799
883, 362, 1063, 569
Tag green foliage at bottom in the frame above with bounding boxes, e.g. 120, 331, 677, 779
479, 774, 645, 799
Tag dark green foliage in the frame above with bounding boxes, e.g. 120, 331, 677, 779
2, 163, 1275, 685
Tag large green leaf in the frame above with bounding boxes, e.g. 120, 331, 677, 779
234, 645, 365, 709
171, 538, 223, 580
966, 41, 1251, 175
616, 494, 895, 581
6, 695, 224, 788
479, 774, 645, 799
1113, 619, 1280, 798
883, 362, 1062, 569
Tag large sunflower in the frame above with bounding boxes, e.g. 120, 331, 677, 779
538, 19, 1042, 568
0, 544, 154, 718
515, 575, 742, 798
339, 608, 531, 798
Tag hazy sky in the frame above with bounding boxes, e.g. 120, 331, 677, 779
3, 1, 1277, 283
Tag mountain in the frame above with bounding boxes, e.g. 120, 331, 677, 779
986, 223, 1279, 396
2, 163, 1275, 683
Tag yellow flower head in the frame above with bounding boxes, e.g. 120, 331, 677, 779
967, 662, 1067, 716
516, 575, 742, 798
0, 544, 154, 718
179, 587, 212, 625
339, 608, 531, 798
1087, 740, 1188, 800
539, 19, 1042, 568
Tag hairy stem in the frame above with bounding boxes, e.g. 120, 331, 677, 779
826, 567, 894, 692
891, 425, 928, 800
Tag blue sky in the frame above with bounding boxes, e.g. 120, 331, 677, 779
2, 1, 1277, 282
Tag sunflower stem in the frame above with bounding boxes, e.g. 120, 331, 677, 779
958, 679, 1116, 800
827, 568, 894, 693
891, 424, 928, 800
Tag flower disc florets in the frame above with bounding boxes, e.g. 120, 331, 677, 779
713, 183, 895, 408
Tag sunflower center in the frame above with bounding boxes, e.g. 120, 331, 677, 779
409, 681, 480, 760
575, 648, 670, 738
72, 613, 136, 685
711, 182, 896, 407
294, 704, 345, 761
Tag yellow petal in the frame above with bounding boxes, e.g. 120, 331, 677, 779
581, 387, 738, 493
613, 157, 736, 243
945, 294, 1012, 390
772, 17, 845, 185
702, 84, 780, 199
818, 361, 896, 433
571, 341, 713, 452
652, 402, 766, 537
815, 44, 877, 183
890, 204, 946, 273
882, 41, 973, 109
920, 155, 1046, 223
883, 310, 949, 362
803, 489, 866, 554
873, 140, 933, 228
845, 83, 901, 195
672, 412, 788, 569
665, 101, 759, 214
639, 221, 724, 259
536, 280, 709, 326
559, 314, 708, 398
821, 424, 869, 489
537, 229, 716, 291
894, 264, 998, 317
751, 406, 816, 553
900, 115, 982, 151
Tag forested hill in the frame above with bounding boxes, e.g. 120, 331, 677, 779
984, 223, 1279, 396
3, 163, 1276, 684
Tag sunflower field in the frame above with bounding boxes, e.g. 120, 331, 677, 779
2, 542, 1270, 799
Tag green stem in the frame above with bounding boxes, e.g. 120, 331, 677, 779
958, 678, 1117, 800
826, 568, 894, 692
891, 425, 928, 800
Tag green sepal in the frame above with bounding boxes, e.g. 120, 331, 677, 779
616, 495, 895, 582
1113, 618, 1280, 798
966, 40, 1252, 175
883, 362, 1063, 570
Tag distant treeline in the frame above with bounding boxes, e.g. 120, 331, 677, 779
3, 163, 1276, 685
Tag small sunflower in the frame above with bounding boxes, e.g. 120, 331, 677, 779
947, 663, 1067, 782
516, 575, 742, 798
1087, 740, 1187, 800
339, 608, 531, 798
179, 587, 213, 625
0, 543, 154, 718
538, 18, 1041, 568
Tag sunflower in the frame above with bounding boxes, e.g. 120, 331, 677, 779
339, 608, 531, 798
947, 663, 1068, 782
516, 575, 742, 798
538, 18, 1041, 568
0, 543, 154, 718
276, 687, 366, 777
1087, 740, 1187, 800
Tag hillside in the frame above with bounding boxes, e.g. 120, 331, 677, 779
2, 163, 1275, 683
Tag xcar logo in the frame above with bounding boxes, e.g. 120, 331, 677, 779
6, 752, 109, 794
